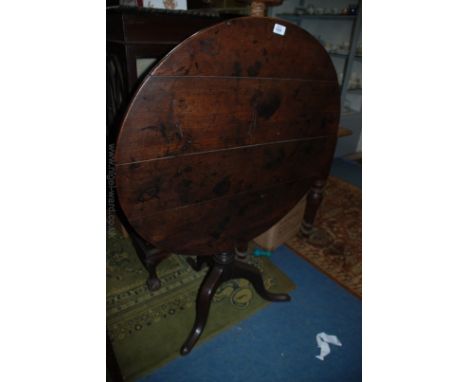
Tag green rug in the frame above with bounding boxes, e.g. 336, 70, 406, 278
107, 233, 296, 381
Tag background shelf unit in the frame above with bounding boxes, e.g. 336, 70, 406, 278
277, 13, 356, 21
328, 51, 362, 61
270, 0, 362, 157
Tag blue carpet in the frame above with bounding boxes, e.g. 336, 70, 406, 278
140, 246, 362, 382
331, 158, 362, 189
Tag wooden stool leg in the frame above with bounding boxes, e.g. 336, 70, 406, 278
180, 265, 224, 355
235, 242, 249, 260
129, 231, 169, 291
186, 256, 209, 272
301, 179, 326, 236
144, 253, 170, 291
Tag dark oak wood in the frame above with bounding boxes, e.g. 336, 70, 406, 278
128, 230, 170, 291
116, 17, 339, 256
181, 252, 290, 354
107, 7, 236, 94
301, 179, 326, 236
151, 18, 337, 80
107, 8, 240, 296
114, 15, 340, 355
186, 255, 209, 272
129, 177, 314, 255
117, 137, 336, 218
115, 77, 338, 163
106, 7, 239, 142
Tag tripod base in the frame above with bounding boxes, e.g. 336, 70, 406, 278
181, 252, 291, 355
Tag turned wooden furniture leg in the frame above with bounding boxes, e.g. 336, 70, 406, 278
235, 242, 249, 259
301, 179, 326, 236
129, 231, 169, 291
186, 256, 209, 272
143, 252, 170, 291
181, 252, 290, 355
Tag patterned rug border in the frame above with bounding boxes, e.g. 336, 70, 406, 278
285, 243, 361, 300
285, 176, 362, 299
324, 175, 361, 193
132, 300, 269, 381
107, 235, 296, 381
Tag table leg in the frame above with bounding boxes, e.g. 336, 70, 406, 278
181, 252, 290, 355
301, 179, 326, 236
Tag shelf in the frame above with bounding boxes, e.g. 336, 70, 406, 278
277, 14, 357, 21
342, 107, 361, 116
328, 51, 362, 61
275, 3, 361, 107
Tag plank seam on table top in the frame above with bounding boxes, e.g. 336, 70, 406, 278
148, 75, 338, 84
115, 134, 337, 166
125, 175, 317, 220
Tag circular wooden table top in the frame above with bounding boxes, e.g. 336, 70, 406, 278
115, 16, 340, 256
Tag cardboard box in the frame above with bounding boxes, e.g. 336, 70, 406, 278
254, 195, 307, 251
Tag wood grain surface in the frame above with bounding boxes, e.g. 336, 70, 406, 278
115, 16, 340, 255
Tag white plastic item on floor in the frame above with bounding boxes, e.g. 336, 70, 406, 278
315, 332, 342, 361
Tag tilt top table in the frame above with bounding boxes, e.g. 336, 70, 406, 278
114, 6, 340, 355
